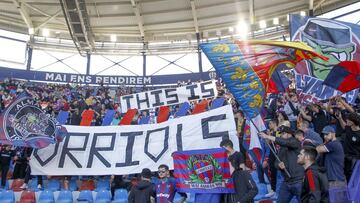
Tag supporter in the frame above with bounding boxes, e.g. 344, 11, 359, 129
264, 119, 279, 197
70, 108, 81, 125
302, 103, 328, 135
316, 126, 346, 188
12, 147, 32, 179
259, 126, 303, 203
224, 154, 258, 203
294, 129, 316, 147
297, 147, 329, 203
220, 139, 245, 171
298, 120, 323, 146
110, 175, 131, 200
128, 168, 155, 203
325, 97, 354, 137
336, 112, 360, 181
276, 111, 290, 127
154, 164, 186, 203
234, 110, 247, 161
283, 93, 299, 130
0, 145, 17, 188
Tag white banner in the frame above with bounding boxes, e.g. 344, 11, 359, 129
119, 80, 218, 113
30, 105, 237, 175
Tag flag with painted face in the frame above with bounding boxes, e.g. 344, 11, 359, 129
200, 40, 327, 119
290, 15, 360, 103
0, 92, 67, 148
172, 148, 234, 193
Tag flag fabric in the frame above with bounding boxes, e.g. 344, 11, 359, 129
243, 120, 269, 165
200, 40, 326, 119
80, 110, 94, 126
268, 66, 291, 93
172, 148, 234, 193
323, 61, 360, 93
0, 92, 67, 148
290, 15, 360, 103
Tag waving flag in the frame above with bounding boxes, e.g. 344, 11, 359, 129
173, 148, 234, 193
0, 92, 67, 148
323, 61, 360, 93
200, 40, 326, 119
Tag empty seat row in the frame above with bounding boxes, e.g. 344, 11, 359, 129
0, 189, 128, 203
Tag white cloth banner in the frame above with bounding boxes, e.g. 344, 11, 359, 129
119, 80, 218, 113
30, 105, 237, 175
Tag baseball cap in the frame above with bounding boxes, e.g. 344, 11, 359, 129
322, 126, 335, 134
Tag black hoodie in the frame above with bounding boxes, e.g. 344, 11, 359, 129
128, 180, 155, 203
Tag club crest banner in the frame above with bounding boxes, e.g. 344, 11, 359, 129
0, 92, 66, 148
30, 105, 238, 175
290, 15, 360, 103
119, 80, 217, 113
172, 148, 234, 193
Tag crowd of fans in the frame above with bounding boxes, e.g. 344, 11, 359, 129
0, 76, 359, 203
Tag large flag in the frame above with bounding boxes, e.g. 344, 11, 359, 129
290, 15, 360, 103
173, 148, 234, 193
200, 40, 326, 119
0, 92, 66, 148
323, 61, 360, 93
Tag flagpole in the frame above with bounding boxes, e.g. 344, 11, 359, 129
246, 114, 292, 178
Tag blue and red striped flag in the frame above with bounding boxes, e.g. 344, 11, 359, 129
172, 148, 234, 193
323, 61, 360, 93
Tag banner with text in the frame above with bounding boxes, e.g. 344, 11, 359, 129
0, 67, 217, 85
295, 72, 358, 104
30, 105, 238, 175
119, 80, 217, 112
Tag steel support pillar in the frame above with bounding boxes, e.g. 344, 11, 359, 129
86, 52, 91, 75
26, 46, 33, 71
196, 32, 203, 73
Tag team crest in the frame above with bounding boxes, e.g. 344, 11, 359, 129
1, 93, 66, 148
187, 154, 222, 184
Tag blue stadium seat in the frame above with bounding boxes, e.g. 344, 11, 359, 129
57, 110, 70, 125
57, 190, 73, 203
186, 193, 195, 203
29, 178, 42, 192
95, 190, 111, 203
47, 179, 61, 191
102, 110, 116, 126
77, 190, 93, 203
0, 190, 15, 203
95, 179, 110, 192
38, 190, 55, 203
210, 97, 225, 109
111, 189, 128, 203
174, 102, 190, 118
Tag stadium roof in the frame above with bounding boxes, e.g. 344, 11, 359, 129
0, 0, 358, 55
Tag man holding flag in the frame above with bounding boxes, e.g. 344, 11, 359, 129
259, 126, 304, 203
